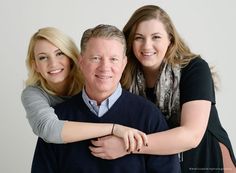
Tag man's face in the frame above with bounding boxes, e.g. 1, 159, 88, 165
79, 37, 127, 102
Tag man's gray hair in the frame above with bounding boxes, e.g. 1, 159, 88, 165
80, 24, 126, 54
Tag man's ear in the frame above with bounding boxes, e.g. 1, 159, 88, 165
78, 54, 82, 65
122, 55, 128, 70
78, 54, 84, 71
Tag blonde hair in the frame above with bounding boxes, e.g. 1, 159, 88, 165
25, 27, 83, 96
121, 5, 197, 89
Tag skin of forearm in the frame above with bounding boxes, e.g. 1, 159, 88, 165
137, 126, 200, 155
61, 121, 113, 143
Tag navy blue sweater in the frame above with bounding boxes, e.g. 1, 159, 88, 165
31, 90, 180, 173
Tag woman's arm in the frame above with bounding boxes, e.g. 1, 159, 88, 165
22, 86, 147, 150
89, 100, 211, 158
63, 122, 147, 151
139, 100, 211, 154
139, 59, 213, 154
21, 86, 65, 143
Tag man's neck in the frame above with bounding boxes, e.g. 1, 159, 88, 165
84, 85, 120, 104
81, 84, 122, 117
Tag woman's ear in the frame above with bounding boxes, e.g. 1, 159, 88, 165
31, 60, 39, 72
168, 35, 172, 47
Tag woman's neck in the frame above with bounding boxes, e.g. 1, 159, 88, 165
48, 80, 70, 96
142, 66, 161, 88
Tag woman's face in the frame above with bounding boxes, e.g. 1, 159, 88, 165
33, 39, 71, 89
132, 19, 170, 70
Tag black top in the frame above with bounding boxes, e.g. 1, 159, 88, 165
180, 57, 236, 172
145, 87, 156, 103
31, 90, 180, 173
146, 57, 236, 172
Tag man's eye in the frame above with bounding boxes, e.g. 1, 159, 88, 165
92, 57, 99, 60
90, 56, 100, 62
111, 57, 118, 63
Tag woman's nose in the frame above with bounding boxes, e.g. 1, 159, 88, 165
48, 56, 57, 66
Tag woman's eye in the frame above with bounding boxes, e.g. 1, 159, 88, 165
153, 35, 161, 40
56, 51, 64, 56
134, 36, 143, 40
37, 56, 47, 61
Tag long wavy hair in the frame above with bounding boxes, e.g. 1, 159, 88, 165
121, 5, 198, 89
25, 27, 83, 96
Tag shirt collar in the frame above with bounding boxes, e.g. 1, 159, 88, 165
82, 83, 122, 115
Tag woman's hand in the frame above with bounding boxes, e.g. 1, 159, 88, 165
89, 135, 128, 160
89, 124, 148, 160
112, 124, 148, 152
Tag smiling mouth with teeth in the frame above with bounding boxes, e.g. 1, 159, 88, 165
142, 52, 156, 56
96, 75, 112, 79
48, 69, 63, 74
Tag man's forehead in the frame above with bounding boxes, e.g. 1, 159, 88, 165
85, 38, 124, 53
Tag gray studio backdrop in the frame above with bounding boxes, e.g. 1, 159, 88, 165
0, 0, 235, 172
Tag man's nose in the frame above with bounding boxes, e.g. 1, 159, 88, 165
99, 58, 110, 71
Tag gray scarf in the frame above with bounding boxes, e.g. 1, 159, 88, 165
129, 62, 181, 127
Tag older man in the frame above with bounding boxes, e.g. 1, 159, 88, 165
31, 24, 180, 173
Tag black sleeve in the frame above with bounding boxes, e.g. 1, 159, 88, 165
31, 138, 58, 173
180, 57, 215, 105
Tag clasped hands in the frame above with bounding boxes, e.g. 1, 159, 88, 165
89, 124, 148, 160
